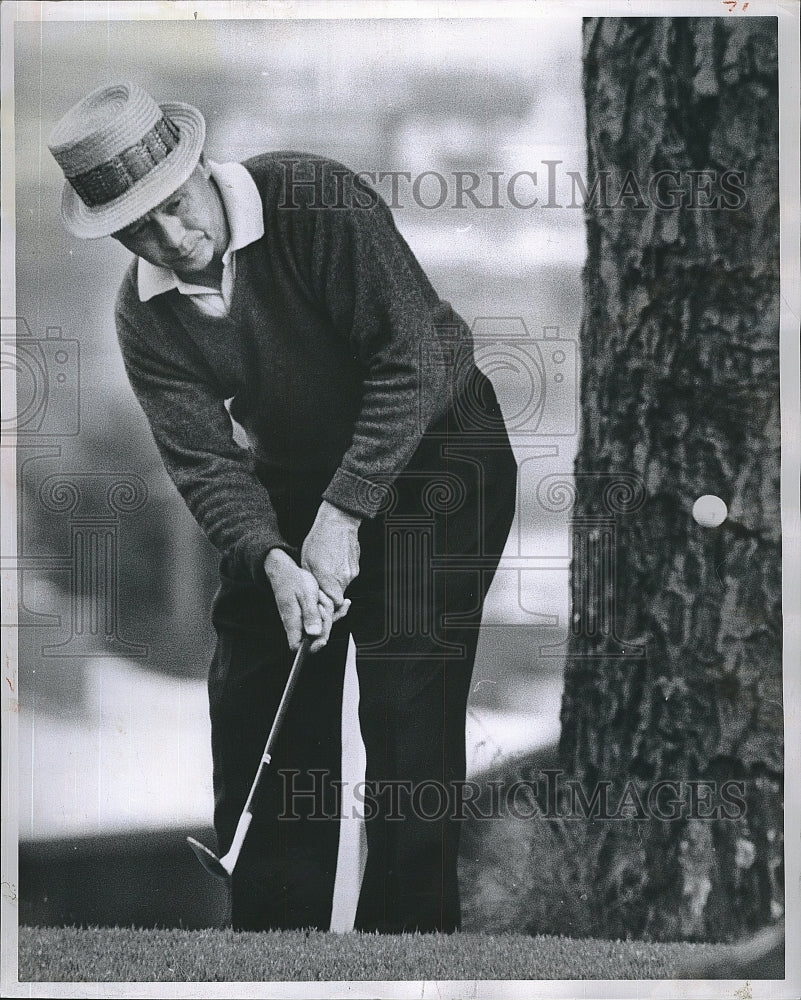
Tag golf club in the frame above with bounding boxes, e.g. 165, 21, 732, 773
187, 635, 312, 880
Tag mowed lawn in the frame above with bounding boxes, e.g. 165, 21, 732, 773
18, 926, 731, 982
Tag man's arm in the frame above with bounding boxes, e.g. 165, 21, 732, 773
289, 163, 475, 602
116, 305, 334, 649
312, 186, 469, 518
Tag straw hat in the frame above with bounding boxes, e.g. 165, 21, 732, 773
49, 80, 206, 239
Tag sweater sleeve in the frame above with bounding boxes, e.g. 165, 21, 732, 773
294, 165, 473, 519
115, 302, 295, 582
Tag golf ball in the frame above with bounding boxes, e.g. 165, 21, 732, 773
692, 494, 728, 527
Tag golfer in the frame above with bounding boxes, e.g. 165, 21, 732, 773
49, 81, 518, 933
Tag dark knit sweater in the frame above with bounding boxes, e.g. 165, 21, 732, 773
115, 152, 479, 583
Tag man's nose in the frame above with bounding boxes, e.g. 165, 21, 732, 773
151, 213, 189, 251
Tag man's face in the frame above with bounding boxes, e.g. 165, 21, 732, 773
112, 161, 229, 276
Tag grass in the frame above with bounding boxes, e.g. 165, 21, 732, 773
17, 925, 732, 982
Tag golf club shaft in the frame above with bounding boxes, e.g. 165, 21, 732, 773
241, 635, 312, 818
187, 635, 313, 879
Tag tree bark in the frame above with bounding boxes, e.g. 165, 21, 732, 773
558, 16, 782, 943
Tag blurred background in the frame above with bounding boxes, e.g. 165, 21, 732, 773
11, 13, 586, 928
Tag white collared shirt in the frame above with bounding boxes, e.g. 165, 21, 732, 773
137, 160, 264, 317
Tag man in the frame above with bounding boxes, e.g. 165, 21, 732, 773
49, 80, 518, 933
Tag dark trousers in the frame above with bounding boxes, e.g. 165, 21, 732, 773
208, 382, 517, 933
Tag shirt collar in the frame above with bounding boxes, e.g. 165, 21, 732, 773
137, 160, 264, 302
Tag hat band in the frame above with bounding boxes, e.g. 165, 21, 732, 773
67, 115, 181, 208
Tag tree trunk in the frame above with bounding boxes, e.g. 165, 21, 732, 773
558, 17, 782, 943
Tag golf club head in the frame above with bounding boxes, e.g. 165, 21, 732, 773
186, 836, 231, 880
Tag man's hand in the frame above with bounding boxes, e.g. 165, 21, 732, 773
264, 548, 337, 653
301, 500, 361, 615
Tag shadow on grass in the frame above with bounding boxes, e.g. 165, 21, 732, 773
459, 742, 785, 980
460, 741, 602, 938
